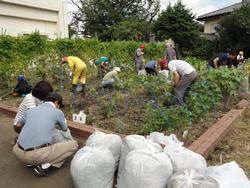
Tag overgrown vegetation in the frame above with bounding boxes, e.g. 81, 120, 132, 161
0, 33, 248, 135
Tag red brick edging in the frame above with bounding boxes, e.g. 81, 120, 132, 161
0, 103, 111, 139
188, 99, 249, 157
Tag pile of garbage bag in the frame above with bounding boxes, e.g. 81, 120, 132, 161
70, 131, 250, 188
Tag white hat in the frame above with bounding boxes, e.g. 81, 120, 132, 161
114, 67, 121, 72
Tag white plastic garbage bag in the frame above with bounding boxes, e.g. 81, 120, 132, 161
167, 168, 219, 188
118, 135, 162, 177
158, 70, 169, 80
52, 129, 73, 144
118, 150, 173, 188
147, 132, 183, 146
138, 69, 146, 76
164, 144, 207, 173
86, 131, 122, 168
205, 161, 250, 188
71, 146, 115, 188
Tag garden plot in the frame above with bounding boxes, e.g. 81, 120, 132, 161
1, 34, 250, 143
1, 63, 247, 147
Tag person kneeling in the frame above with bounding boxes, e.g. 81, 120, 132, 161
12, 93, 78, 176
12, 75, 32, 97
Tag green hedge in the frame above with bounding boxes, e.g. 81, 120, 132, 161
0, 33, 164, 87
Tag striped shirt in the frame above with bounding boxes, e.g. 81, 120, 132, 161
13, 93, 42, 125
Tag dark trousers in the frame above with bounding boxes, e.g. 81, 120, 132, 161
174, 71, 198, 105
145, 67, 157, 75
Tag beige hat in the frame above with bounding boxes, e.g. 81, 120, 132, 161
114, 67, 121, 72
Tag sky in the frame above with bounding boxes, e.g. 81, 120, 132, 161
160, 0, 242, 17
66, 0, 242, 23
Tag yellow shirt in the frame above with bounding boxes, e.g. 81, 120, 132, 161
67, 56, 86, 71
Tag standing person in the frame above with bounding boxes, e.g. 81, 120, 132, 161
62, 56, 87, 93
145, 60, 158, 75
102, 67, 121, 89
165, 44, 177, 61
164, 60, 198, 105
95, 56, 109, 78
12, 75, 32, 97
13, 93, 78, 176
13, 80, 53, 134
208, 51, 237, 69
135, 44, 145, 73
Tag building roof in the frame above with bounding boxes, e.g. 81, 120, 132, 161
197, 2, 242, 21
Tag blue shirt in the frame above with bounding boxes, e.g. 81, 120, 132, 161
95, 56, 109, 65
209, 53, 229, 67
145, 60, 157, 69
17, 102, 68, 150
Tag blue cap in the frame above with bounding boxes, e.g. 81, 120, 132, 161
17, 75, 25, 81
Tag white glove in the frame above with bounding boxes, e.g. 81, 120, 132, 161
69, 71, 73, 77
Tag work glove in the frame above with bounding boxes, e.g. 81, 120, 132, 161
69, 71, 73, 78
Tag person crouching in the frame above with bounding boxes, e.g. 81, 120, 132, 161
102, 67, 121, 89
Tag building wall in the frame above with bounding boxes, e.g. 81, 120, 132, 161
203, 19, 220, 34
0, 0, 68, 39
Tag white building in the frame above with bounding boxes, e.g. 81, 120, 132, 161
0, 0, 68, 39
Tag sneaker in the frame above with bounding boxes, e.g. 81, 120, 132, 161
25, 164, 33, 168
33, 165, 50, 177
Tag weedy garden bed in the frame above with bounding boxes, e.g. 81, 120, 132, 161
1, 65, 248, 145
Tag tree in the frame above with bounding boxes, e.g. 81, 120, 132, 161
153, 1, 200, 55
110, 18, 153, 41
70, 0, 160, 41
217, 3, 250, 56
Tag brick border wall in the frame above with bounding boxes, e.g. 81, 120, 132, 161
188, 99, 249, 157
0, 103, 111, 139
0, 99, 249, 157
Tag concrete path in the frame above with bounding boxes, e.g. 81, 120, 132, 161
0, 114, 74, 188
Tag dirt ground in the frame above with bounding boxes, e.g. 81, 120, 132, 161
0, 114, 74, 188
207, 107, 250, 178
